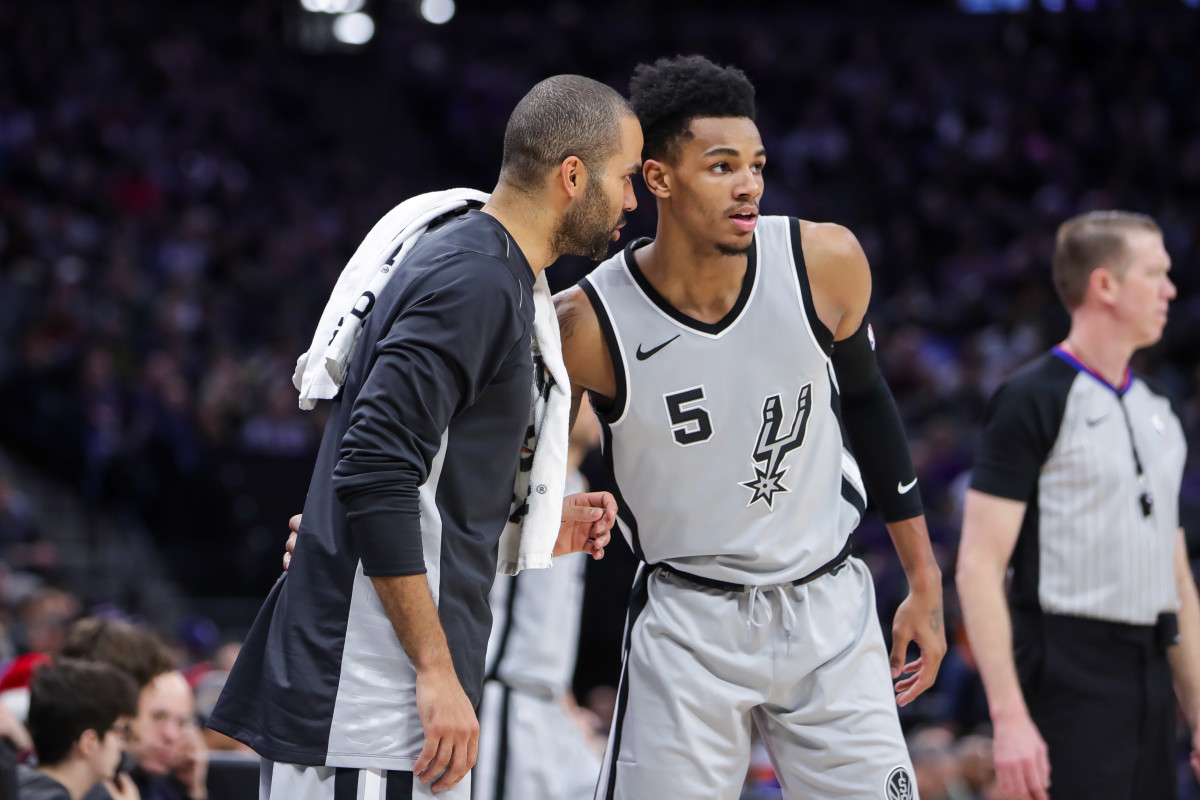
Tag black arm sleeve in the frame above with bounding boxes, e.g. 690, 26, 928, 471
332, 253, 526, 576
831, 320, 924, 522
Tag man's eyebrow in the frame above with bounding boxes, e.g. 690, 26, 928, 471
701, 147, 767, 158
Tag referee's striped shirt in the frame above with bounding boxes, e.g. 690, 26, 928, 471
970, 347, 1187, 625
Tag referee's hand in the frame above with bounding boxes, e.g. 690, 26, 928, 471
993, 710, 1050, 800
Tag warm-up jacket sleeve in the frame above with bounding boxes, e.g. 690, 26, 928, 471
332, 253, 527, 577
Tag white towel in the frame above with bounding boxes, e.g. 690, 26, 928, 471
293, 188, 569, 575
294, 188, 491, 408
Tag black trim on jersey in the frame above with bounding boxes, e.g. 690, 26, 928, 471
621, 237, 758, 336
484, 573, 521, 682
841, 478, 867, 517
492, 685, 512, 800
787, 218, 835, 356
334, 768, 358, 800
579, 277, 628, 423
603, 567, 651, 800
597, 415, 645, 562
827, 362, 867, 516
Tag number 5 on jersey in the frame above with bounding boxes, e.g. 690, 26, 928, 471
664, 386, 714, 446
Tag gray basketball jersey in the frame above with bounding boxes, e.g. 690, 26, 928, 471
580, 216, 866, 585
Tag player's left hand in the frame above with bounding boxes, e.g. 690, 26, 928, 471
284, 513, 301, 571
889, 581, 946, 706
554, 492, 617, 559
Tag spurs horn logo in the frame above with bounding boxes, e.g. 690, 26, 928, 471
885, 766, 913, 800
741, 384, 812, 508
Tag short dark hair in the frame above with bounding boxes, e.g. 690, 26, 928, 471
1052, 210, 1162, 310
27, 659, 139, 766
499, 74, 633, 191
630, 55, 756, 162
61, 617, 174, 689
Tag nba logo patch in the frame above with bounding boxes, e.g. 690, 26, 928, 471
867, 324, 876, 351
885, 766, 913, 800
1152, 412, 1166, 439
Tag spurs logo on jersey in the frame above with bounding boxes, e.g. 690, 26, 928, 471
885, 766, 914, 800
741, 384, 812, 508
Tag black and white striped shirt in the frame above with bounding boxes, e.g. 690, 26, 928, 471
971, 347, 1186, 625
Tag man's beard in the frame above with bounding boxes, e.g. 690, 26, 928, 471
716, 241, 753, 257
553, 177, 622, 261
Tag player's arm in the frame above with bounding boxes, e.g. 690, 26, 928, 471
554, 284, 617, 431
332, 254, 523, 792
803, 222, 945, 705
1168, 527, 1200, 779
957, 491, 1049, 800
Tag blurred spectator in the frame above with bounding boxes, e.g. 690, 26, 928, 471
60, 618, 206, 800
908, 726, 972, 800
18, 659, 139, 800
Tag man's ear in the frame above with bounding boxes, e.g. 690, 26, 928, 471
1090, 265, 1121, 305
77, 727, 101, 758
558, 156, 587, 200
643, 159, 670, 199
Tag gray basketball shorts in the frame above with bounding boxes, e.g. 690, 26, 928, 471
259, 759, 471, 800
594, 557, 917, 800
473, 681, 602, 800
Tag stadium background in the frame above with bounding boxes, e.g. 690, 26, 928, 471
2, 0, 1200, 796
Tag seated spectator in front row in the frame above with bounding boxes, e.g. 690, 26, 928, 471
64, 619, 207, 800
18, 659, 140, 800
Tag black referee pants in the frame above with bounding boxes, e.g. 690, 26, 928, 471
1013, 611, 1176, 800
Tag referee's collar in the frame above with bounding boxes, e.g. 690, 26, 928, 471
1051, 345, 1133, 396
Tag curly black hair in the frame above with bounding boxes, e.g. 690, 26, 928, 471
629, 55, 756, 162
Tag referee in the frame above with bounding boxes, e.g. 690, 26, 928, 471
957, 211, 1200, 800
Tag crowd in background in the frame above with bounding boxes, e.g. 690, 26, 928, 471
2, 0, 1200, 797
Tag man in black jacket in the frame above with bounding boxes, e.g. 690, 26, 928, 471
18, 659, 139, 800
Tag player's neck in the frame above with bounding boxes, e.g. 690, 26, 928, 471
1062, 317, 1134, 388
482, 185, 556, 276
636, 222, 749, 323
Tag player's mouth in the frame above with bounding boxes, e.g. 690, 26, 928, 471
729, 207, 758, 232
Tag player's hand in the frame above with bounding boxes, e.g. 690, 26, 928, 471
554, 492, 617, 560
284, 514, 301, 571
414, 666, 479, 793
992, 710, 1050, 800
889, 581, 946, 706
104, 773, 141, 800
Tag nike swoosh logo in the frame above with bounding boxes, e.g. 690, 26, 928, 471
897, 478, 918, 494
636, 335, 680, 361
1086, 414, 1109, 427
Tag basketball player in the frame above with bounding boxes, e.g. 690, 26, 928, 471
208, 75, 637, 800
554, 56, 946, 799
282, 404, 607, 800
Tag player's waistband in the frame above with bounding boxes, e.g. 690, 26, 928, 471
652, 539, 853, 594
